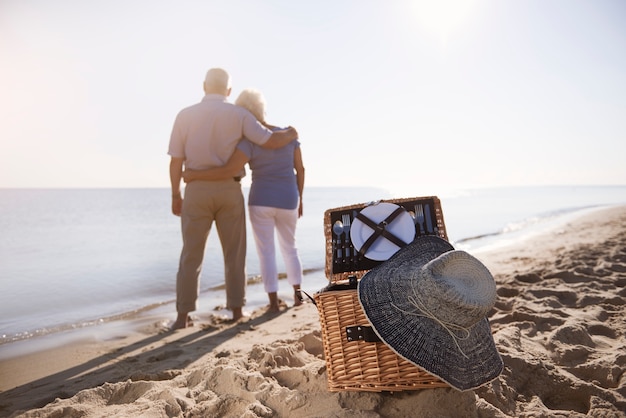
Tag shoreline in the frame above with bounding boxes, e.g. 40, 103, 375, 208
1, 206, 625, 417
0, 203, 614, 349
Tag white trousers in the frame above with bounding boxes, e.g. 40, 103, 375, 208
249, 205, 303, 293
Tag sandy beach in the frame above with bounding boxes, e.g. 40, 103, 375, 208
1, 206, 625, 418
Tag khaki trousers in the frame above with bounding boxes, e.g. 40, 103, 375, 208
176, 180, 246, 313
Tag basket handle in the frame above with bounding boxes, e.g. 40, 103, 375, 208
310, 277, 359, 310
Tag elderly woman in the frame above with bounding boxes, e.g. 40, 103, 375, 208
184, 89, 305, 312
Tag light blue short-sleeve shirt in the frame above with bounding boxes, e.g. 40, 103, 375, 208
237, 137, 300, 209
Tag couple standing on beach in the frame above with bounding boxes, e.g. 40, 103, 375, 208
167, 68, 305, 329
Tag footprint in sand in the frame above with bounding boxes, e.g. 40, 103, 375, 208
514, 273, 542, 283
545, 271, 593, 283
527, 288, 578, 307
497, 286, 519, 298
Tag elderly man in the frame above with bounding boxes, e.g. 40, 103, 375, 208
168, 68, 298, 329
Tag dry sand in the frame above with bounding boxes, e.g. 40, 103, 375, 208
0, 206, 625, 417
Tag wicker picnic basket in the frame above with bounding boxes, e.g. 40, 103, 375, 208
315, 196, 450, 392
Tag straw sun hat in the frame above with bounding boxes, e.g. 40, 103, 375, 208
357, 235, 503, 391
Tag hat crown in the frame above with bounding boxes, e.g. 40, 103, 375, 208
416, 251, 496, 329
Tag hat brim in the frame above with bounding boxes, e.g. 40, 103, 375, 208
357, 235, 503, 391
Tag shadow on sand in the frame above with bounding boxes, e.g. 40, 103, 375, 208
0, 308, 290, 416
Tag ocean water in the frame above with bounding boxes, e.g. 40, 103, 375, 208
1, 185, 625, 348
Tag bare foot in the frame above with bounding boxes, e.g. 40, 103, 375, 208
232, 307, 243, 321
267, 292, 280, 313
170, 313, 192, 330
267, 304, 281, 313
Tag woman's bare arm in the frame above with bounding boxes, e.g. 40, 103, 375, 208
294, 147, 305, 218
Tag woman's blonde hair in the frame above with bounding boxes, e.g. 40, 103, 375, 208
235, 88, 266, 123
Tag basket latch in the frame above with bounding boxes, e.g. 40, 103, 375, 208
346, 325, 381, 343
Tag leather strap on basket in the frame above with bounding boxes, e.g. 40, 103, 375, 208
355, 206, 408, 258
346, 325, 382, 343
301, 290, 316, 306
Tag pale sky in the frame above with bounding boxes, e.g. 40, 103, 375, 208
1, 0, 625, 193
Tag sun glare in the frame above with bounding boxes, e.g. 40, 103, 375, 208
411, 0, 476, 44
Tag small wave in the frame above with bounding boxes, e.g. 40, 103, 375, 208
452, 204, 603, 248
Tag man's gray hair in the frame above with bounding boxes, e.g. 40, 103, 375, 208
235, 88, 266, 123
204, 68, 231, 93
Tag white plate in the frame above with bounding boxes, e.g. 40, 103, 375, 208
350, 202, 415, 261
